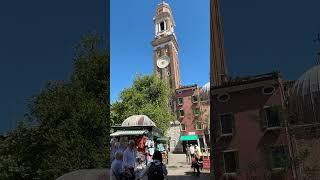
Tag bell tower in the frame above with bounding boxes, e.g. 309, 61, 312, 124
152, 1, 181, 90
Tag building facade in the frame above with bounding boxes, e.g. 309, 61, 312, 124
175, 85, 210, 153
211, 72, 295, 179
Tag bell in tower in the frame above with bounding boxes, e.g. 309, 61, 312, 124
152, 1, 181, 90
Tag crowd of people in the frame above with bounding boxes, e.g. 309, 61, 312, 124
110, 138, 168, 180
185, 144, 203, 176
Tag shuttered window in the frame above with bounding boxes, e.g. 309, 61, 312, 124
220, 113, 234, 135
223, 150, 239, 173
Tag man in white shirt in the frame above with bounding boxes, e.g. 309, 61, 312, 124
123, 140, 137, 180
190, 144, 195, 158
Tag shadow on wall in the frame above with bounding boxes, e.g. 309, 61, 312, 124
56, 169, 109, 180
57, 169, 211, 180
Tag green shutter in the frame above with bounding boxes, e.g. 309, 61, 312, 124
277, 106, 286, 127
259, 108, 267, 130
232, 114, 236, 135
221, 152, 226, 173
235, 151, 240, 172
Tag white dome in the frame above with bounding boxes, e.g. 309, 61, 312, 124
292, 64, 320, 96
121, 115, 156, 127
200, 82, 210, 100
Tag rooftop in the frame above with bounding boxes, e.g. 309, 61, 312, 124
212, 71, 281, 89
176, 84, 197, 91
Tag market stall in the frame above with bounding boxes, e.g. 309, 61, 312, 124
110, 115, 163, 166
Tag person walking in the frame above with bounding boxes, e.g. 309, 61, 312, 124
123, 140, 137, 180
185, 144, 191, 164
189, 144, 195, 158
195, 145, 203, 170
110, 151, 125, 180
137, 151, 168, 180
191, 155, 201, 176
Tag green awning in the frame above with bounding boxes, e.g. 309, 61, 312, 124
157, 137, 168, 142
180, 135, 199, 141
110, 130, 147, 137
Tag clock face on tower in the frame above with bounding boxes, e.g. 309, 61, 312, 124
157, 55, 170, 68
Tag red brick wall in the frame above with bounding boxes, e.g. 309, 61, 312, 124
176, 87, 206, 136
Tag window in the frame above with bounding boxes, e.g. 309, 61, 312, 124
193, 108, 200, 116
218, 93, 230, 102
263, 86, 275, 95
261, 106, 281, 129
177, 97, 183, 105
160, 21, 165, 31
179, 109, 184, 117
196, 122, 202, 130
223, 150, 239, 174
270, 145, 289, 169
220, 113, 234, 135
192, 95, 198, 103
181, 124, 186, 131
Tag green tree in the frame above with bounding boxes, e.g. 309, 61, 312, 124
111, 75, 174, 132
0, 32, 110, 179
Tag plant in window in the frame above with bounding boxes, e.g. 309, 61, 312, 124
179, 109, 184, 117
193, 108, 200, 116
181, 124, 186, 131
192, 95, 198, 103
195, 122, 202, 130
177, 97, 183, 105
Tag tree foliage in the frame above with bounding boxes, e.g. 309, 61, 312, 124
0, 32, 109, 179
111, 75, 174, 132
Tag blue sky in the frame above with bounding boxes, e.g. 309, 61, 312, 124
221, 0, 320, 79
0, 0, 107, 133
110, 1, 210, 103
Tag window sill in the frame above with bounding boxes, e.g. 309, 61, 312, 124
265, 126, 282, 131
220, 133, 233, 137
271, 167, 285, 171
223, 172, 237, 177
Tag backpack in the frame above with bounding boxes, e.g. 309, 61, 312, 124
147, 162, 164, 180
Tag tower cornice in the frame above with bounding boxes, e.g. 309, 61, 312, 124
151, 34, 179, 51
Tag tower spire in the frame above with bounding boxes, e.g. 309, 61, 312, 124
314, 33, 320, 64
211, 0, 228, 88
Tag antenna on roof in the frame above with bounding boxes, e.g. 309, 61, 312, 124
313, 33, 320, 64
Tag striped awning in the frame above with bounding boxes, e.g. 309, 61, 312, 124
110, 130, 148, 137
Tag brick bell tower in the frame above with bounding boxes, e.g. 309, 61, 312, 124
152, 1, 181, 91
